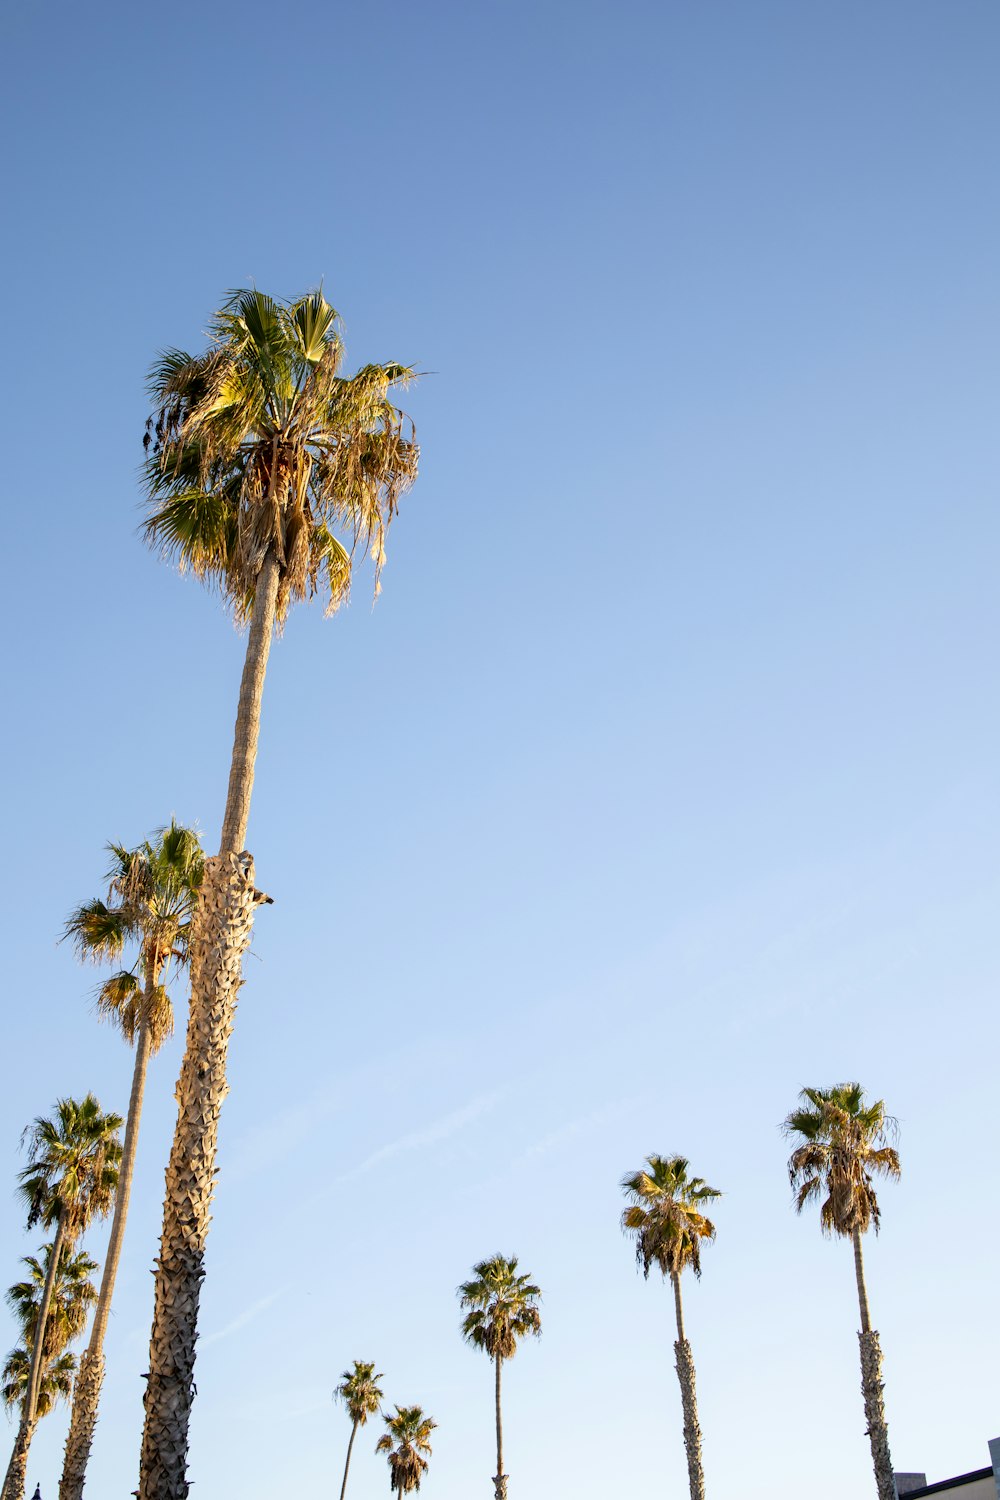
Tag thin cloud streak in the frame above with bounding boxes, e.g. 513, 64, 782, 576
335, 1092, 501, 1184
201, 1290, 282, 1348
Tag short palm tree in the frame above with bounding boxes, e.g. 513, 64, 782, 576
334, 1361, 384, 1500
458, 1255, 541, 1500
621, 1155, 720, 1500
3, 1244, 99, 1500
138, 288, 418, 1500
376, 1406, 436, 1499
2, 1098, 121, 1500
784, 1083, 901, 1500
58, 824, 203, 1500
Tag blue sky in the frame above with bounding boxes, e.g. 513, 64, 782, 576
2, 2, 999, 1496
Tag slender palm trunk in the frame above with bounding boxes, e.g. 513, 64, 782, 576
852, 1231, 894, 1500
339, 1420, 359, 1500
60, 988, 156, 1500
137, 548, 280, 1500
2, 1218, 65, 1500
220, 548, 282, 856
493, 1354, 506, 1500
671, 1273, 706, 1500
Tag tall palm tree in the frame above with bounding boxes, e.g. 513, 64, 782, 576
784, 1083, 901, 1500
138, 287, 418, 1500
621, 1155, 720, 1500
458, 1255, 541, 1500
59, 825, 203, 1500
334, 1361, 384, 1500
376, 1406, 436, 1499
2, 1098, 122, 1500
3, 1245, 99, 1500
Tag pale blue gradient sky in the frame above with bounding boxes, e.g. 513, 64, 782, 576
2, 3, 999, 1498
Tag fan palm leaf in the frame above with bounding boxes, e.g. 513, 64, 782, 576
376, 1406, 436, 1497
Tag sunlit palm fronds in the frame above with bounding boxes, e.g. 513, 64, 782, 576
458, 1255, 542, 1361
784, 1083, 900, 1237
376, 1405, 436, 1495
18, 1097, 123, 1239
7, 1245, 98, 1355
334, 1360, 384, 1428
621, 1155, 720, 1281
144, 287, 418, 623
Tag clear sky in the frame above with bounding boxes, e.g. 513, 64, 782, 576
2, 3, 998, 1497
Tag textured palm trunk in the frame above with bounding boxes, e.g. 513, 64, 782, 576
339, 1420, 358, 1500
60, 992, 156, 1500
493, 1354, 507, 1500
852, 1231, 894, 1500
137, 548, 279, 1500
1, 1418, 36, 1500
671, 1273, 706, 1500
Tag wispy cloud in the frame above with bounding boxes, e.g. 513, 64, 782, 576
335, 1092, 501, 1184
522, 1097, 635, 1160
226, 1089, 344, 1184
201, 1290, 281, 1348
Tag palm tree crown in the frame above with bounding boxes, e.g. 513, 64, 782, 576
335, 1360, 384, 1428
2, 1349, 76, 1421
376, 1406, 436, 1496
65, 822, 204, 1052
18, 1097, 123, 1240
621, 1155, 720, 1281
7, 1247, 98, 1356
784, 1083, 901, 1237
143, 287, 418, 624
458, 1256, 542, 1360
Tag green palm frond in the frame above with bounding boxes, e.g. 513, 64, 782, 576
17, 1095, 123, 1238
783, 1083, 901, 1239
69, 823, 204, 1054
621, 1155, 721, 1282
458, 1255, 542, 1362
3, 1347, 76, 1417
7, 1243, 98, 1353
377, 1405, 436, 1495
334, 1359, 384, 1427
144, 286, 418, 625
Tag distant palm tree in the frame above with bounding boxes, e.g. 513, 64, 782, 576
458, 1255, 541, 1500
139, 287, 418, 1500
59, 824, 203, 1500
334, 1361, 384, 1500
3, 1244, 98, 1500
2, 1349, 77, 1422
2, 1098, 121, 1500
621, 1155, 720, 1500
7, 1247, 98, 1357
784, 1083, 901, 1500
376, 1406, 436, 1498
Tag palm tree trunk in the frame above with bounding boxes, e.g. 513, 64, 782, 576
671, 1273, 706, 1500
220, 548, 282, 855
137, 549, 280, 1500
493, 1354, 506, 1500
339, 1420, 359, 1500
60, 1000, 155, 1500
852, 1231, 894, 1500
1, 1418, 36, 1500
